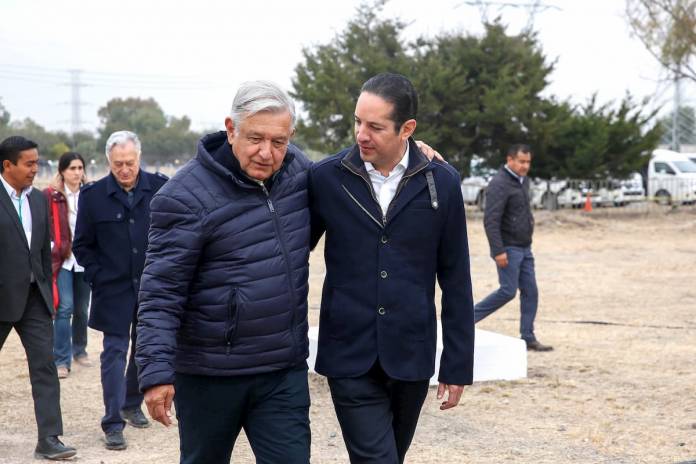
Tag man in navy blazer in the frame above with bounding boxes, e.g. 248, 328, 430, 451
309, 73, 475, 463
72, 131, 167, 450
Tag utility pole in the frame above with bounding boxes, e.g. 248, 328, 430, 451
672, 67, 681, 152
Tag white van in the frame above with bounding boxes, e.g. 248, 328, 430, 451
647, 149, 696, 205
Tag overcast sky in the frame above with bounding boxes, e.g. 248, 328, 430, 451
0, 0, 682, 135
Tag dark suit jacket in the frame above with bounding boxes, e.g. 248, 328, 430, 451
73, 170, 167, 335
309, 139, 475, 385
0, 184, 53, 322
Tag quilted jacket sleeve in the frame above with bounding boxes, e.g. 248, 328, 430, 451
136, 191, 204, 392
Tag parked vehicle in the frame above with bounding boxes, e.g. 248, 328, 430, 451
597, 173, 645, 207
647, 149, 696, 205
460, 156, 496, 211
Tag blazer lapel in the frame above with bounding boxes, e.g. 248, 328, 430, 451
28, 189, 43, 252
386, 173, 428, 224
340, 146, 385, 228
384, 139, 431, 224
0, 185, 29, 249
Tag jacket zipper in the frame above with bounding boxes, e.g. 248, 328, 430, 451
258, 181, 299, 359
225, 288, 238, 355
343, 161, 430, 226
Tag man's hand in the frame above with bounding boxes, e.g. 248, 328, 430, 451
144, 384, 175, 427
494, 252, 508, 268
415, 140, 445, 162
437, 383, 465, 410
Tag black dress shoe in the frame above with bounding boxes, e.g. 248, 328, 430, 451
525, 339, 554, 351
121, 407, 151, 428
34, 436, 77, 460
104, 430, 127, 450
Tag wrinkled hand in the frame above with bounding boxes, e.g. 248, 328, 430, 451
437, 383, 465, 410
415, 140, 445, 162
144, 384, 175, 427
494, 252, 508, 268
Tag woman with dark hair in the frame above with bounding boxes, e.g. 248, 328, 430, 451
43, 151, 91, 379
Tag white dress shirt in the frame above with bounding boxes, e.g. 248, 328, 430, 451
1, 172, 33, 245
61, 187, 84, 272
364, 144, 410, 216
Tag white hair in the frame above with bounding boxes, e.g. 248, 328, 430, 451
231, 80, 296, 128
105, 130, 142, 161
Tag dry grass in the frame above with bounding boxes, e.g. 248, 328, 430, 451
1, 210, 695, 463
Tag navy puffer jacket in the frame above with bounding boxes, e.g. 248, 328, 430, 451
136, 132, 311, 391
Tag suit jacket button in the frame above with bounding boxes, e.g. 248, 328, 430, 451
380, 270, 388, 279
380, 235, 388, 244
377, 307, 386, 315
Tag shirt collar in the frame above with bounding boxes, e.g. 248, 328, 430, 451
504, 165, 524, 184
364, 142, 410, 176
1, 172, 32, 199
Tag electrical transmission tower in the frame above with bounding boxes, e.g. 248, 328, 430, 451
68, 69, 87, 135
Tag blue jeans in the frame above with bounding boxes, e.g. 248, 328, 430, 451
474, 246, 539, 340
53, 267, 91, 369
175, 364, 311, 464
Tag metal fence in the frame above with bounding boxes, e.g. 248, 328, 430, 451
462, 177, 696, 215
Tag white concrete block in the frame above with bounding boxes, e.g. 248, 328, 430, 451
307, 324, 527, 384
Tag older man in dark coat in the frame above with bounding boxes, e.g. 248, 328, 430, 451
73, 131, 167, 450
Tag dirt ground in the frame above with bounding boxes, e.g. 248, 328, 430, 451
1, 209, 695, 464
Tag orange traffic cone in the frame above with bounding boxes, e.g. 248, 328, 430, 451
583, 192, 593, 212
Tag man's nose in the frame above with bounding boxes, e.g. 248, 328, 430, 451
356, 124, 369, 142
258, 140, 272, 159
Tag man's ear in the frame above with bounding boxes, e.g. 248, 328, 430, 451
400, 119, 417, 140
224, 117, 236, 145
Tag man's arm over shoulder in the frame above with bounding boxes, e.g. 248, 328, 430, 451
483, 173, 508, 258
136, 186, 204, 392
72, 182, 99, 284
435, 168, 475, 386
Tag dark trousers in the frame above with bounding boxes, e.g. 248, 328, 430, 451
100, 321, 143, 433
0, 284, 63, 439
174, 364, 311, 464
474, 245, 539, 340
328, 361, 430, 464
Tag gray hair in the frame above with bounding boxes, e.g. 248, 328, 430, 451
105, 130, 142, 160
231, 81, 296, 129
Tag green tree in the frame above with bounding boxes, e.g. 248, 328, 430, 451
413, 22, 553, 176
97, 97, 199, 164
535, 95, 662, 179
291, 1, 414, 154
0, 99, 10, 128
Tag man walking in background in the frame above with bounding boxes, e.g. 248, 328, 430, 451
474, 143, 553, 351
0, 136, 77, 460
73, 130, 168, 450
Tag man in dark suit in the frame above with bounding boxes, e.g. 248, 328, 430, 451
309, 73, 475, 463
73, 130, 167, 450
0, 136, 77, 460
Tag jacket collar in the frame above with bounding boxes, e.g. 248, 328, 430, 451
340, 137, 430, 180
106, 170, 150, 196
197, 131, 296, 191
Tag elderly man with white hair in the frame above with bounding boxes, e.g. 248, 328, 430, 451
135, 81, 313, 464
73, 131, 168, 450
